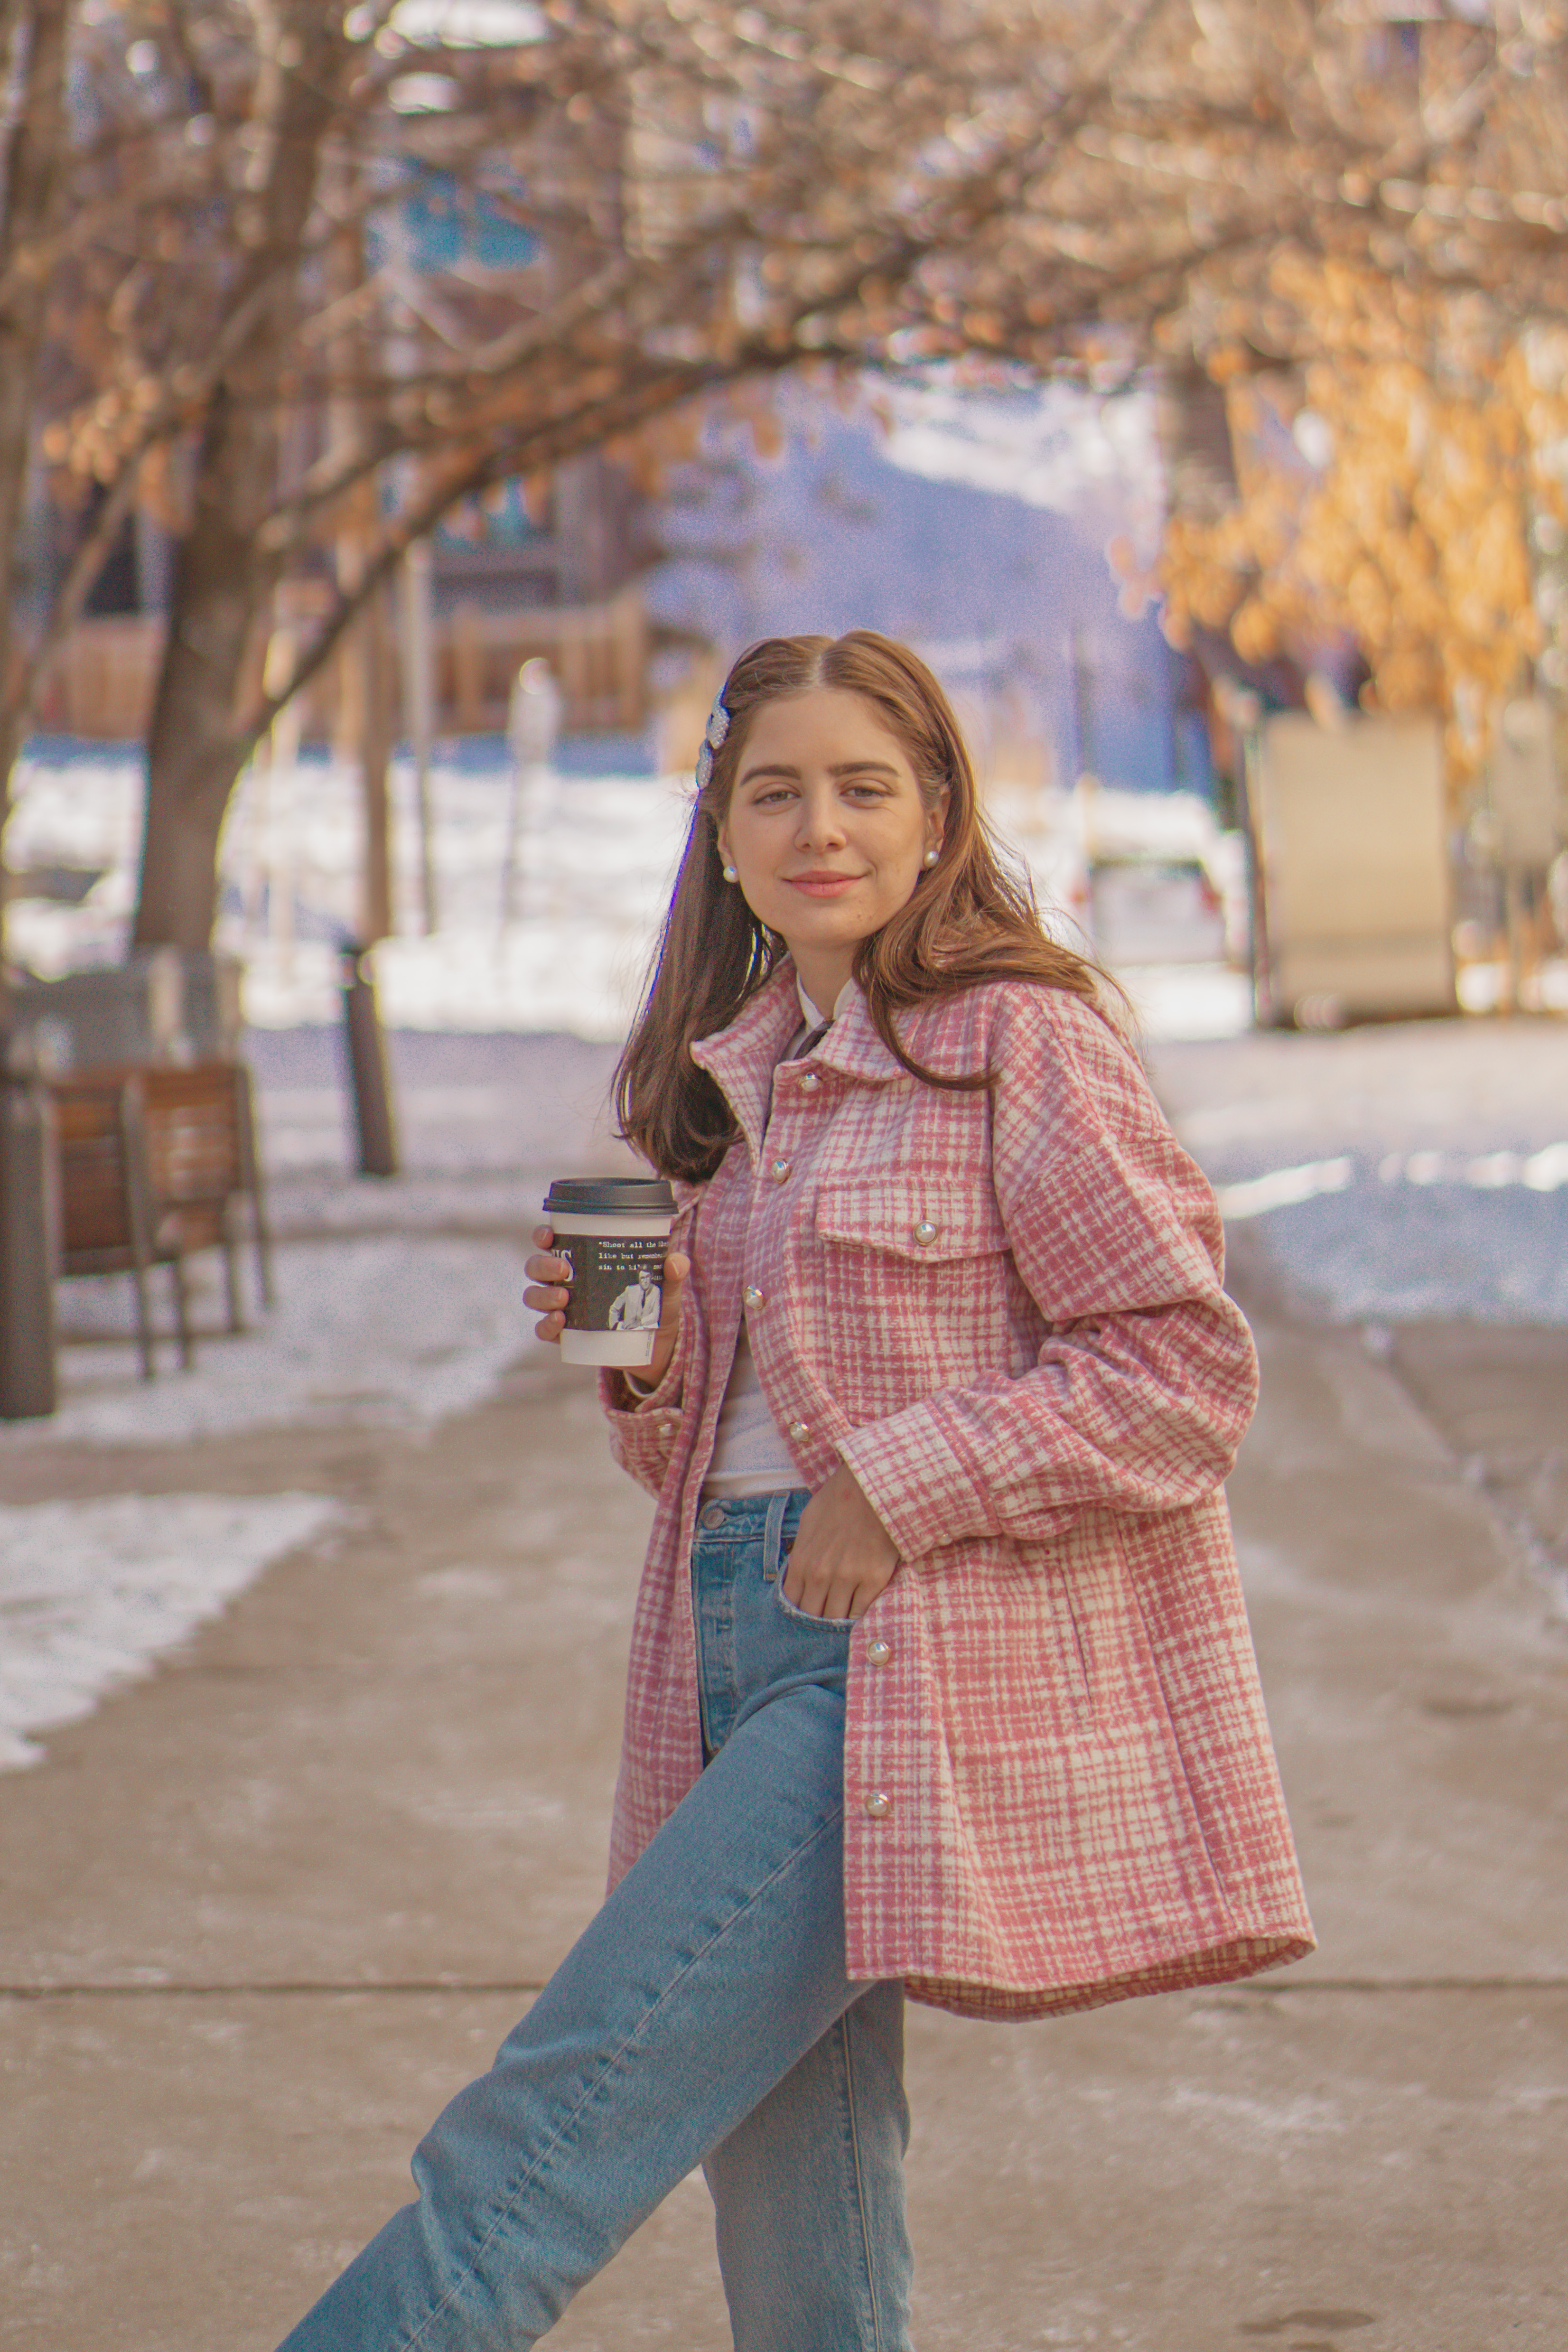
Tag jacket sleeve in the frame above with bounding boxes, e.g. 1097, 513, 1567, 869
596, 1191, 700, 1499
836, 990, 1258, 1557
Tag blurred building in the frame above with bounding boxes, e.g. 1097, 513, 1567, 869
27, 116, 650, 743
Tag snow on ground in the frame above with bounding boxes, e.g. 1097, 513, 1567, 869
0, 1492, 339, 1769
5, 748, 697, 1040
14, 1231, 536, 1448
1151, 1018, 1568, 1325
5, 745, 1251, 1043
0, 1220, 539, 1769
1117, 963, 1255, 1042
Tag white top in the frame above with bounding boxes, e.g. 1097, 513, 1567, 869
700, 976, 855, 1498
701, 1319, 792, 1496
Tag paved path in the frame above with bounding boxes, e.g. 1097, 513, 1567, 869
3, 1018, 1567, 2349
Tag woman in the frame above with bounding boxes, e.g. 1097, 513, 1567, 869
279, 631, 1312, 2352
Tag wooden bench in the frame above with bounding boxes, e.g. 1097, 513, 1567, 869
135, 1061, 274, 1332
50, 1059, 273, 1376
51, 1077, 192, 1380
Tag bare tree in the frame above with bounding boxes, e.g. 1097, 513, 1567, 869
17, 0, 1568, 948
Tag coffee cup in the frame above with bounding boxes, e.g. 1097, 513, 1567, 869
542, 1176, 677, 1368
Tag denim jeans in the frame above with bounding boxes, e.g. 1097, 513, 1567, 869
277, 1488, 912, 2352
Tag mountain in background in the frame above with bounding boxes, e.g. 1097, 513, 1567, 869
644, 376, 1210, 798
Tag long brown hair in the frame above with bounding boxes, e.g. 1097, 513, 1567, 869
616, 630, 1116, 1183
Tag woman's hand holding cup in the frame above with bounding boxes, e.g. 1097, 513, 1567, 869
525, 1225, 690, 1386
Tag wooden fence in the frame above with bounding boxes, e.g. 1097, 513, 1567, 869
34, 587, 648, 742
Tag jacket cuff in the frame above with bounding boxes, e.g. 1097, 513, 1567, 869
837, 1391, 1074, 1559
597, 1358, 684, 1476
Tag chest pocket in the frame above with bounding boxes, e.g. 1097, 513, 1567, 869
810, 1178, 1013, 1399
813, 1176, 1010, 1263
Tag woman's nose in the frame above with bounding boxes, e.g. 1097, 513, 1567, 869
794, 789, 846, 847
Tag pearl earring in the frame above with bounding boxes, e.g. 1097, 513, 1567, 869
924, 847, 940, 868
722, 864, 738, 883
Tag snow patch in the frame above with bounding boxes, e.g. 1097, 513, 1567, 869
0, 1491, 339, 1769
13, 1233, 534, 1447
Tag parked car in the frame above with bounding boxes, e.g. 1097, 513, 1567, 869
1089, 856, 1229, 967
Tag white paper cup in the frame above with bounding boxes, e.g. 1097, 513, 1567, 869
543, 1176, 676, 1368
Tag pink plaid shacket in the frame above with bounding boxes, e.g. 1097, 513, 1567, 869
597, 966, 1314, 2021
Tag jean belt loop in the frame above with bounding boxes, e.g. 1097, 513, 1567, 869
764, 1488, 790, 1579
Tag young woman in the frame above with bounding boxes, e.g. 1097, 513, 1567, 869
278, 630, 1312, 2352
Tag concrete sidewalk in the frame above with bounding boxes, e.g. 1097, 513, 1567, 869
3, 1250, 1567, 2349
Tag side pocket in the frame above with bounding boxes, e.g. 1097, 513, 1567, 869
770, 1575, 858, 1633
1054, 1569, 1094, 1728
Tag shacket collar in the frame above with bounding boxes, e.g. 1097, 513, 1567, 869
691, 960, 905, 1159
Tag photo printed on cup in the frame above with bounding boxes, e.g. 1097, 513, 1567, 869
560, 1233, 664, 1335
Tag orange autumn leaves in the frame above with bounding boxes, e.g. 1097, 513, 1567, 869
1160, 260, 1568, 788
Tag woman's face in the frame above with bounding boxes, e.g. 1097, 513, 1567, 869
716, 688, 946, 1002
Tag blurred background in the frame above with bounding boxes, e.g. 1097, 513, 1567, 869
5, 22, 1568, 2343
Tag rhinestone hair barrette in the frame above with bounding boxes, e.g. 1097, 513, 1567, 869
694, 691, 730, 790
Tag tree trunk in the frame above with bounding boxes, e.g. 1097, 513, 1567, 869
0, 0, 69, 988
132, 391, 278, 952
0, 0, 68, 1417
131, 9, 344, 952
358, 584, 395, 947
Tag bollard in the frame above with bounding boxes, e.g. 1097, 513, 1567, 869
338, 942, 399, 1178
0, 1029, 57, 1418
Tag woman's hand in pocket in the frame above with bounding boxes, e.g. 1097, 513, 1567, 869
783, 1465, 899, 1621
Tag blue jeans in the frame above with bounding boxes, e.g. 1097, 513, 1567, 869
277, 1489, 912, 2352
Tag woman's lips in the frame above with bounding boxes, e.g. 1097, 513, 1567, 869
784, 873, 863, 898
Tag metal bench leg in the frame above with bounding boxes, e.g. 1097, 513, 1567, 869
224, 1214, 245, 1334
169, 1256, 196, 1370
131, 1260, 157, 1381
236, 1069, 276, 1311
255, 1195, 276, 1312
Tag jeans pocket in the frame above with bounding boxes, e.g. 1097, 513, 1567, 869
770, 1570, 858, 1633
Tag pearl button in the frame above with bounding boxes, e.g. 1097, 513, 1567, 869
743, 1284, 765, 1308
864, 1790, 891, 1819
788, 1418, 810, 1440
658, 1418, 675, 1435
866, 1636, 892, 1665
913, 1219, 938, 1243
770, 1157, 791, 1182
800, 1072, 820, 1091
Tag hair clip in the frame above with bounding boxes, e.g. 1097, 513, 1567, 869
694, 691, 730, 791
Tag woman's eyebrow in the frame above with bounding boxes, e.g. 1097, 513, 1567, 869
737, 762, 802, 784
737, 759, 900, 784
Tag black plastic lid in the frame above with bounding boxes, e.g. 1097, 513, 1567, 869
543, 1176, 676, 1215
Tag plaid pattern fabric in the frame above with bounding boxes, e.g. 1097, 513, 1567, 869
599, 969, 1314, 2020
